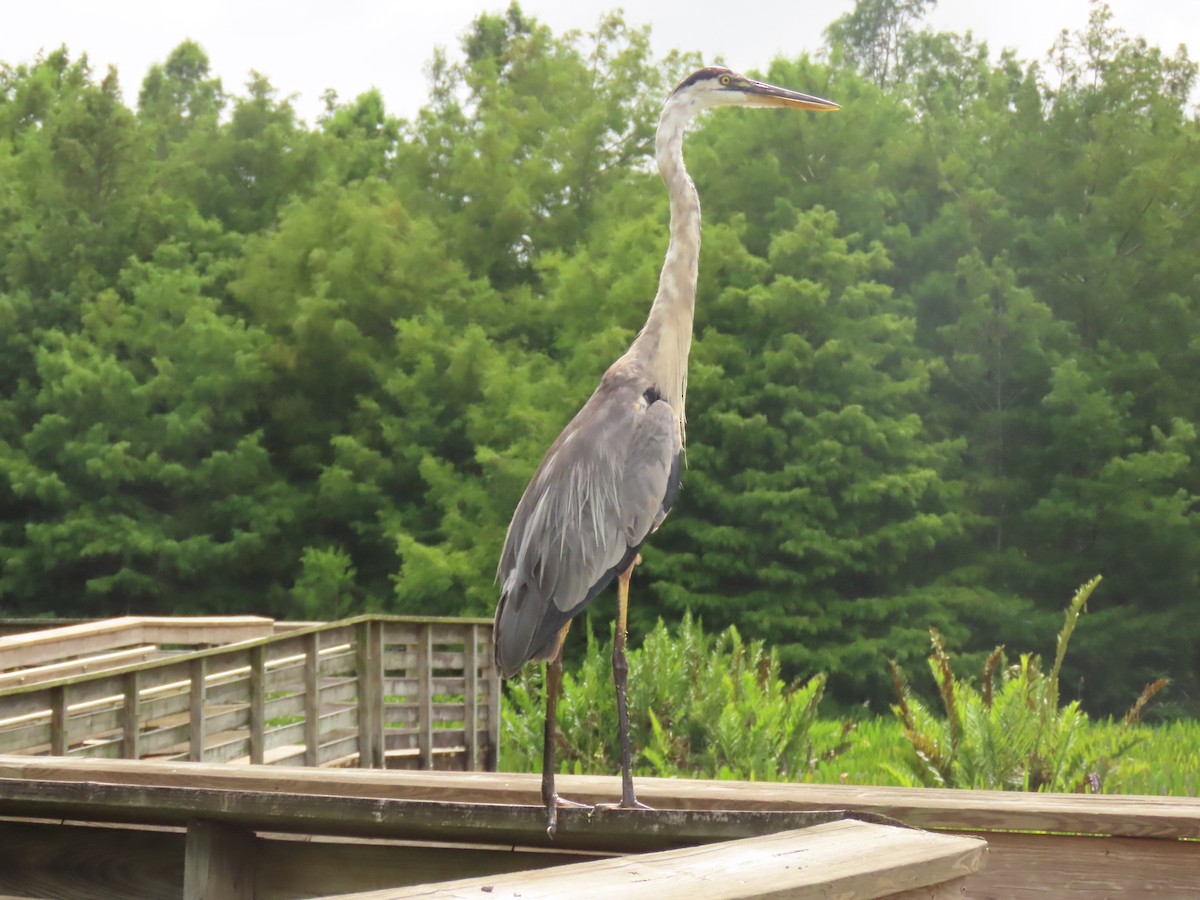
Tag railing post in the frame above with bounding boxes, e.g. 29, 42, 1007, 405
189, 658, 207, 762
50, 685, 68, 756
184, 819, 255, 900
248, 644, 265, 765
304, 630, 320, 766
487, 624, 501, 771
464, 624, 479, 771
123, 670, 140, 760
356, 620, 384, 768
417, 623, 433, 770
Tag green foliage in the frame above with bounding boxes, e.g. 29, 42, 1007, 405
498, 605, 1198, 796
889, 577, 1170, 791
501, 614, 840, 781
809, 715, 1200, 796
0, 3, 1198, 717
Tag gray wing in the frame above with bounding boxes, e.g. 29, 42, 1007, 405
493, 377, 681, 677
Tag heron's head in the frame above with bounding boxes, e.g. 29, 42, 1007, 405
669, 66, 839, 114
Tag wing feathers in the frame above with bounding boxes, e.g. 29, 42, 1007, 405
494, 375, 682, 675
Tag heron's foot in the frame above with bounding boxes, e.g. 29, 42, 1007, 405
544, 794, 592, 838
594, 797, 655, 812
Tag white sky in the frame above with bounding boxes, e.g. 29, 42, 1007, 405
2, 1, 1196, 124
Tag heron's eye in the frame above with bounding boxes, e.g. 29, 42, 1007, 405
719, 75, 732, 86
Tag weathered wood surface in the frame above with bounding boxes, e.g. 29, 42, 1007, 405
183, 819, 254, 900
3, 758, 1190, 841
249, 833, 601, 900
0, 817, 980, 900
0, 616, 274, 671
0, 773, 899, 853
4, 759, 1196, 897
0, 615, 499, 774
0, 819, 602, 900
956, 830, 1200, 899
317, 820, 986, 900
0, 645, 161, 689
0, 820, 183, 900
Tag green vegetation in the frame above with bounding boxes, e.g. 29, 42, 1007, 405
889, 577, 1170, 792
501, 600, 1199, 796
502, 614, 841, 780
1, 0, 1198, 719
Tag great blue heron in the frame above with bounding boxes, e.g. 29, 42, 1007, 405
494, 66, 839, 835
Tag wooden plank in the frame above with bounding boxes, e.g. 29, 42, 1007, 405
0, 775, 904, 852
123, 670, 140, 759
486, 634, 500, 770
0, 819, 183, 899
305, 631, 321, 767
417, 625, 433, 770
958, 830, 1200, 899
0, 817, 979, 900
3, 759, 1195, 841
318, 820, 986, 900
184, 819, 255, 900
0, 616, 97, 637
138, 720, 194, 757
356, 622, 384, 769
385, 730, 469, 752
890, 876, 970, 899
249, 645, 265, 765
0, 617, 151, 669
50, 685, 67, 755
189, 658, 206, 762
0, 646, 159, 688
0, 720, 50, 754
382, 704, 473, 727
318, 732, 366, 766
202, 703, 250, 737
382, 650, 467, 672
431, 623, 476, 644
205, 735, 252, 766
0, 819, 595, 900
250, 833, 598, 900
137, 617, 274, 648
464, 624, 479, 771
382, 676, 468, 698
0, 616, 273, 671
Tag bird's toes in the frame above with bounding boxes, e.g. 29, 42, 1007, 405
594, 797, 654, 812
544, 794, 593, 838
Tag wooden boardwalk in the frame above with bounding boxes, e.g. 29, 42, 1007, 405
0, 615, 499, 772
0, 618, 1195, 897
0, 757, 985, 899
0, 756, 1197, 897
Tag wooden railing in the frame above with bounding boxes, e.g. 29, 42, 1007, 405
0, 615, 499, 771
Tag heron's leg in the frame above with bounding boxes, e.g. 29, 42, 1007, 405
611, 553, 652, 810
542, 622, 588, 837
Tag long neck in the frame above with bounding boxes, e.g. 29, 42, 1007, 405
628, 97, 701, 438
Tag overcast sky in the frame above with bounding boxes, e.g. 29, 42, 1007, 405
3, 1, 1196, 124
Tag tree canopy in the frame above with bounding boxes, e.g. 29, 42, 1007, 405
1, 1, 1197, 715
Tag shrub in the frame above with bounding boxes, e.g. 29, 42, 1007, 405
889, 576, 1169, 791
500, 613, 845, 780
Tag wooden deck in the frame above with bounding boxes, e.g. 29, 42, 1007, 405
0, 757, 1196, 897
0, 757, 986, 899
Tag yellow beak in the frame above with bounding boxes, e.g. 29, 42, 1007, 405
739, 79, 840, 112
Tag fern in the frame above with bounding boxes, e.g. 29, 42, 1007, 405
889, 576, 1168, 792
